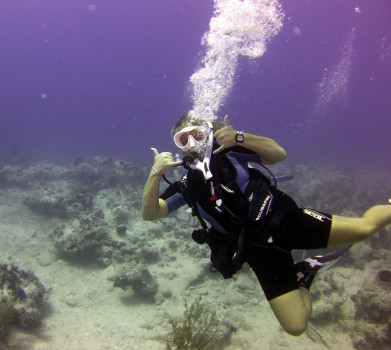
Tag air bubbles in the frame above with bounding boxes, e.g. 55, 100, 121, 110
189, 0, 284, 122
293, 27, 302, 36
312, 29, 355, 116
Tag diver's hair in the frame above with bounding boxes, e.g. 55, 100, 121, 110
171, 111, 223, 136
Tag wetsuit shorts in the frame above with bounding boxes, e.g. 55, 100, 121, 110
246, 206, 332, 301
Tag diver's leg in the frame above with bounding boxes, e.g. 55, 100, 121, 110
327, 204, 391, 247
268, 287, 311, 336
247, 244, 311, 336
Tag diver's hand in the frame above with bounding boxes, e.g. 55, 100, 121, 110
214, 115, 237, 154
150, 148, 181, 175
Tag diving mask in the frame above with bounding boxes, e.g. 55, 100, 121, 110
173, 125, 209, 153
175, 122, 214, 180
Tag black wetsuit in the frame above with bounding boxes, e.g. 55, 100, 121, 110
160, 146, 332, 300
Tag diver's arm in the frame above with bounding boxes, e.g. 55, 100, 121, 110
214, 116, 286, 164
239, 133, 286, 164
142, 170, 168, 221
142, 148, 181, 221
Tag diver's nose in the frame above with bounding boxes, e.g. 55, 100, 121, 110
187, 135, 198, 150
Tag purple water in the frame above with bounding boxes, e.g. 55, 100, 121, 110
1, 0, 390, 172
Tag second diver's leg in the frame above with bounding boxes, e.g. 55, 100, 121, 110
327, 203, 391, 247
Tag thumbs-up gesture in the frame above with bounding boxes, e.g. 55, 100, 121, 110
214, 115, 238, 153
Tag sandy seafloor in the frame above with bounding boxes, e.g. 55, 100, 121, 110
0, 158, 390, 350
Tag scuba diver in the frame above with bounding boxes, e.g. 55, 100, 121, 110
142, 113, 391, 336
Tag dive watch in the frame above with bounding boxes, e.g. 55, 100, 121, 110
235, 131, 244, 145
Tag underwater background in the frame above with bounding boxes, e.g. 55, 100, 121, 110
1, 0, 390, 170
1, 1, 391, 349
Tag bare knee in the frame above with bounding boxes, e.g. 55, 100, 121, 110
362, 205, 391, 236
354, 218, 383, 242
269, 289, 310, 336
281, 320, 308, 336
275, 306, 309, 336
356, 220, 376, 241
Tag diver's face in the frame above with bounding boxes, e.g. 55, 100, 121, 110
173, 126, 207, 155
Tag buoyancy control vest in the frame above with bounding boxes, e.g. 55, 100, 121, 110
179, 146, 284, 278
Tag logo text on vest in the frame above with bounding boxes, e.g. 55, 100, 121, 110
256, 195, 271, 221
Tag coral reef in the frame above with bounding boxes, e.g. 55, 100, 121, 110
277, 164, 387, 215
51, 210, 119, 266
350, 269, 391, 350
50, 210, 178, 268
22, 156, 146, 219
161, 297, 226, 350
0, 161, 70, 189
24, 185, 94, 219
310, 271, 347, 324
71, 156, 147, 193
0, 155, 146, 192
113, 265, 159, 298
0, 264, 47, 346
2, 156, 391, 348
